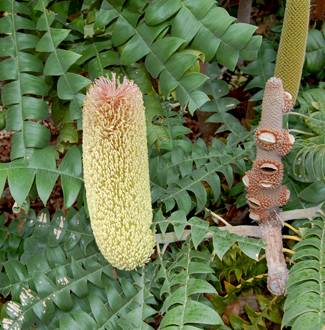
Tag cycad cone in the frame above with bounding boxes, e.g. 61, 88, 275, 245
83, 75, 155, 270
275, 0, 310, 104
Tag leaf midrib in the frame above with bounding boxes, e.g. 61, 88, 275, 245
0, 166, 83, 182
11, 0, 26, 156
9, 262, 110, 329
160, 149, 245, 201
41, 0, 73, 92
1, 251, 99, 292
111, 6, 205, 109
178, 243, 191, 329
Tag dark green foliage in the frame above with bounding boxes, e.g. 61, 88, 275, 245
242, 40, 276, 101
305, 29, 325, 75
1, 209, 158, 329
89, 0, 262, 114
150, 138, 247, 215
0, 214, 24, 263
0, 0, 50, 160
288, 85, 325, 183
157, 243, 223, 329
283, 216, 325, 330
0, 207, 262, 329
201, 63, 247, 142
0, 147, 83, 208
154, 212, 264, 259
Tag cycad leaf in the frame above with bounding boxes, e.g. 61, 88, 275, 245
151, 138, 247, 215
0, 2, 49, 160
36, 28, 70, 52
43, 49, 81, 75
0, 209, 157, 329
283, 218, 325, 329
99, 0, 260, 113
57, 73, 90, 100
30, 148, 59, 205
8, 166, 35, 205
0, 147, 83, 207
58, 147, 83, 208
158, 243, 223, 329
145, 0, 181, 25
290, 87, 325, 183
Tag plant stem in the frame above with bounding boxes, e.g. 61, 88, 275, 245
237, 0, 252, 24
155, 206, 321, 245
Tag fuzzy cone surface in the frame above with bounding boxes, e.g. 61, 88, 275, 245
275, 0, 310, 103
83, 75, 155, 270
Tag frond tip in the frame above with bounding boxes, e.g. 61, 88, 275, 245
83, 75, 155, 270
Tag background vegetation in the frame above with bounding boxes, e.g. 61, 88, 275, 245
0, 0, 325, 329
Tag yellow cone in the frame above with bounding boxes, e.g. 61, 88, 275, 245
275, 0, 310, 104
83, 75, 155, 270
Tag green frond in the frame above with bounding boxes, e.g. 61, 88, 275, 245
292, 137, 325, 182
157, 243, 223, 329
0, 146, 83, 207
0, 214, 24, 264
154, 211, 265, 260
283, 217, 325, 330
199, 63, 248, 142
289, 86, 325, 183
0, 208, 158, 329
83, 0, 262, 114
151, 138, 249, 215
304, 29, 325, 75
0, 0, 50, 160
242, 40, 276, 101
34, 0, 90, 101
74, 40, 119, 80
